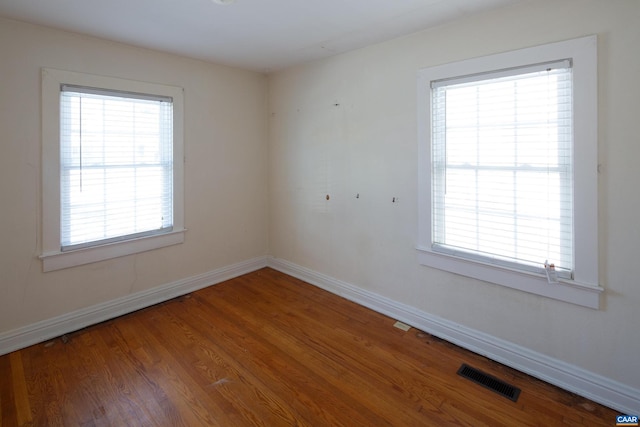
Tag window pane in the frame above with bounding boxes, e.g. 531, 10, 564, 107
60, 89, 173, 249
432, 66, 573, 274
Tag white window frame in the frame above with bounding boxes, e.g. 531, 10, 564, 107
41, 68, 185, 272
417, 36, 603, 309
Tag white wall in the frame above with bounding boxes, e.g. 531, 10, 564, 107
0, 18, 268, 333
268, 0, 640, 400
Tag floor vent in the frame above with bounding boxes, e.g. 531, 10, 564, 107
457, 364, 521, 402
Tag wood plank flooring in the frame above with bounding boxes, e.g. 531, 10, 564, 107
0, 268, 618, 426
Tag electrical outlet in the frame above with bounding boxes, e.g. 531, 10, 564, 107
393, 321, 411, 331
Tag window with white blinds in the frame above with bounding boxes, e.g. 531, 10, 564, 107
60, 87, 174, 251
431, 61, 574, 278
41, 68, 184, 272
416, 36, 601, 308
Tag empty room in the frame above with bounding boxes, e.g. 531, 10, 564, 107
0, 0, 638, 425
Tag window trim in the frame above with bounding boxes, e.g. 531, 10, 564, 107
41, 68, 185, 272
417, 36, 602, 308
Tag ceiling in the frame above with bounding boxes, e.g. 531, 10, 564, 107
0, 0, 523, 72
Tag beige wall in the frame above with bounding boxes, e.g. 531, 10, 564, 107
268, 0, 640, 390
0, 18, 268, 331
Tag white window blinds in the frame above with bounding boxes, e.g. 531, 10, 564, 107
60, 86, 174, 251
431, 61, 574, 277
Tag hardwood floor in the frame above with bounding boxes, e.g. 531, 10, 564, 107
1, 268, 618, 426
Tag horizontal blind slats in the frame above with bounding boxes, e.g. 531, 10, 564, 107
60, 89, 173, 250
432, 65, 573, 274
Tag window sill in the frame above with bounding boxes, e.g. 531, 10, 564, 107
416, 246, 603, 309
40, 229, 186, 272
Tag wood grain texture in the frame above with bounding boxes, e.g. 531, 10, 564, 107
0, 268, 618, 426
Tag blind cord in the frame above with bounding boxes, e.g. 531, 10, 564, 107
79, 96, 83, 192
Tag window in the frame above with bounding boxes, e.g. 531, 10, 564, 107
41, 69, 185, 272
417, 36, 602, 308
432, 61, 574, 278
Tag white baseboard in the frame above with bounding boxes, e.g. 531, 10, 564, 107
0, 256, 268, 356
268, 257, 640, 414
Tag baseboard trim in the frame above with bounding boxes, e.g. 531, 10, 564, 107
0, 256, 269, 356
268, 257, 639, 414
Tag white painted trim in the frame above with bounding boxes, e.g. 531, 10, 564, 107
40, 229, 187, 272
417, 35, 601, 306
0, 256, 268, 356
416, 247, 603, 309
41, 68, 186, 272
268, 257, 639, 414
